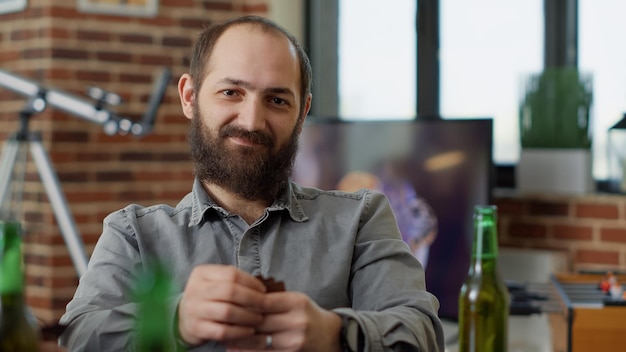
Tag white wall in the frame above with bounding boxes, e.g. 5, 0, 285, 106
268, 0, 305, 43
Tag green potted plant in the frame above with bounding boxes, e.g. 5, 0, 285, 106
516, 67, 594, 194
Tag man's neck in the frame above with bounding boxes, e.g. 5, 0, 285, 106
201, 181, 272, 225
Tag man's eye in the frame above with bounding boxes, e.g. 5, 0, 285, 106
270, 97, 287, 105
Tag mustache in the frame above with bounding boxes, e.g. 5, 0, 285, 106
220, 125, 275, 148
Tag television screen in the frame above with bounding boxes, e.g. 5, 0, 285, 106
292, 118, 494, 320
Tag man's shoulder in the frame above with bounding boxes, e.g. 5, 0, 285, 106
290, 181, 383, 202
105, 192, 193, 222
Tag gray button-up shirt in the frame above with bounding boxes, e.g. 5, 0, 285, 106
60, 179, 444, 351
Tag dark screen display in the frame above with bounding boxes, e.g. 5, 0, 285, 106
292, 118, 494, 320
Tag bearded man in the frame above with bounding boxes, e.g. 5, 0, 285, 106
60, 15, 444, 352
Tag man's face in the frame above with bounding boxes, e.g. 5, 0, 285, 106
188, 101, 302, 201
183, 24, 311, 200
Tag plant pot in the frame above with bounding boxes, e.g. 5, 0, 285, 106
516, 148, 594, 194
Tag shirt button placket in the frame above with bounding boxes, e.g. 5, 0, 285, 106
237, 225, 262, 274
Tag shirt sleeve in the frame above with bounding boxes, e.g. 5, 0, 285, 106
336, 190, 445, 351
58, 209, 182, 351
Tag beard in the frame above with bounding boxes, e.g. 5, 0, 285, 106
188, 103, 302, 201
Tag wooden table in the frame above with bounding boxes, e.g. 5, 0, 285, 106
550, 273, 626, 352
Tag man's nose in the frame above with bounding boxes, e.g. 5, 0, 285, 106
237, 96, 266, 131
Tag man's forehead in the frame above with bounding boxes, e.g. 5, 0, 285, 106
214, 23, 297, 58
204, 23, 300, 84
220, 23, 287, 45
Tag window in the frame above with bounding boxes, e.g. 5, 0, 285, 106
310, 0, 625, 180
579, 0, 626, 179
321, 0, 544, 165
338, 0, 416, 120
440, 0, 543, 164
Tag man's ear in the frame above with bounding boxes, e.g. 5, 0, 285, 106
178, 73, 195, 120
296, 93, 313, 134
302, 93, 312, 121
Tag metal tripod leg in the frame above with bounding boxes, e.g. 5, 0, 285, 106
0, 137, 88, 277
30, 139, 88, 277
0, 138, 21, 212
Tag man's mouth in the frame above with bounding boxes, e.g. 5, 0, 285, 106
228, 135, 266, 147
221, 126, 274, 148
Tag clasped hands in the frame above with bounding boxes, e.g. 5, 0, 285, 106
177, 264, 343, 352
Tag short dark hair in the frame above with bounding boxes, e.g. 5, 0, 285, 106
189, 15, 312, 119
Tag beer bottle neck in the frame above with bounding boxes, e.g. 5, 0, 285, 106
0, 221, 26, 295
470, 206, 499, 268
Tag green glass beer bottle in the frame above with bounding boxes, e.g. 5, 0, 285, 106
458, 205, 509, 352
0, 220, 40, 351
134, 260, 180, 352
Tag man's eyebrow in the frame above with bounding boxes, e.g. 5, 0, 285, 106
267, 87, 295, 97
218, 77, 251, 88
218, 78, 295, 97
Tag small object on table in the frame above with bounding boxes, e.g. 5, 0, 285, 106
599, 271, 616, 294
609, 282, 624, 300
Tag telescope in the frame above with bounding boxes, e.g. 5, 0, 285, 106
0, 67, 170, 136
0, 67, 171, 277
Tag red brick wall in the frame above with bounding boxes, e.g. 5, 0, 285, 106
496, 193, 626, 274
0, 0, 269, 323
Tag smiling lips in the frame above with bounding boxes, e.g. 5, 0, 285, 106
220, 125, 274, 148
228, 135, 266, 147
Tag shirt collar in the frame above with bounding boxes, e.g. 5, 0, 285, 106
188, 178, 309, 227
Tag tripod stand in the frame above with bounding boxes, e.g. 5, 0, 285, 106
0, 67, 171, 277
0, 107, 89, 276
